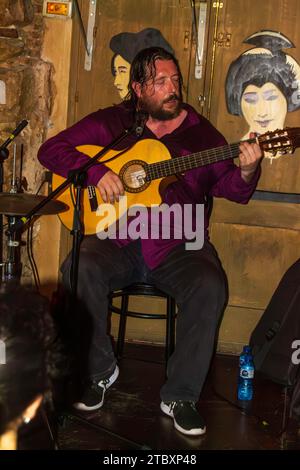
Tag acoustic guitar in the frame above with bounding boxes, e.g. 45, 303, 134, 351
52, 128, 300, 235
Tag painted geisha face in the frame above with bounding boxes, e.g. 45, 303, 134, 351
113, 54, 131, 99
241, 82, 287, 135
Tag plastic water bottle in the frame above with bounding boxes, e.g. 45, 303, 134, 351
237, 345, 254, 400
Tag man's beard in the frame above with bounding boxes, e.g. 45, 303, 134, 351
138, 93, 182, 121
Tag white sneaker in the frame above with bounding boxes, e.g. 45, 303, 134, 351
73, 365, 119, 411
160, 400, 206, 436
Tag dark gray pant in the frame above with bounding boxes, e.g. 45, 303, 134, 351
61, 237, 227, 402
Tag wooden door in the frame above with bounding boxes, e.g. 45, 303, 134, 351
190, 0, 300, 352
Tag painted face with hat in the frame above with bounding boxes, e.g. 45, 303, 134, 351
226, 30, 300, 159
110, 28, 174, 100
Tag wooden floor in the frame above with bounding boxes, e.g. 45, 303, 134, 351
19, 343, 300, 452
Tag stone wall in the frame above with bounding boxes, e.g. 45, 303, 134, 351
0, 0, 54, 282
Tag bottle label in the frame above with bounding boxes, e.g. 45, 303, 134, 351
240, 368, 254, 379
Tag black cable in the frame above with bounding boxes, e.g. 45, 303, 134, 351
70, 186, 84, 235
29, 221, 40, 287
190, 0, 199, 47
26, 219, 40, 291
24, 177, 48, 290
70, 185, 76, 208
73, 0, 90, 56
35, 179, 47, 197
41, 405, 60, 450
60, 411, 151, 450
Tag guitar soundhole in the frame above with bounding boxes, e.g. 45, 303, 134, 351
119, 160, 150, 193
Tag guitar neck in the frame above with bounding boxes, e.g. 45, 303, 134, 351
146, 139, 255, 181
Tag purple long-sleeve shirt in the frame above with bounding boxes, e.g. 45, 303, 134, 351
38, 102, 260, 269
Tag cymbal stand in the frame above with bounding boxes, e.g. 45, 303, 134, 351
0, 145, 23, 284
0, 120, 28, 280
10, 144, 20, 194
1, 215, 22, 283
0, 146, 7, 281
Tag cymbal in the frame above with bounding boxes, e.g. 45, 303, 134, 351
0, 192, 69, 216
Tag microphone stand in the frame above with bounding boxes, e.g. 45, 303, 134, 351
8, 115, 146, 297
0, 147, 8, 281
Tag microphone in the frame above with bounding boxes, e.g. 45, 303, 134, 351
0, 120, 28, 152
134, 111, 148, 137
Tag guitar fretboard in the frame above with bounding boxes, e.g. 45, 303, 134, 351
146, 140, 254, 181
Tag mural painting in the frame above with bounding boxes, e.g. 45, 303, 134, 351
225, 30, 300, 160
109, 28, 173, 100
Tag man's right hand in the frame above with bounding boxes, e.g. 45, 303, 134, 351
96, 170, 124, 203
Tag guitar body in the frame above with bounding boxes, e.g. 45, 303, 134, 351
51, 127, 300, 234
52, 139, 172, 234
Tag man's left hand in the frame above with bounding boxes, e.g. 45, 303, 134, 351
239, 133, 263, 183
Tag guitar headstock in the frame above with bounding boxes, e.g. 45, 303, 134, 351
258, 127, 300, 156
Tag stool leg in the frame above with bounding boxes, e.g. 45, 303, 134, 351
117, 294, 129, 359
166, 296, 176, 364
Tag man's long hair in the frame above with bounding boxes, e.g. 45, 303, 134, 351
125, 47, 183, 108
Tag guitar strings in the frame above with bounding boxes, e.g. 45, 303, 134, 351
146, 133, 289, 181
146, 142, 241, 181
